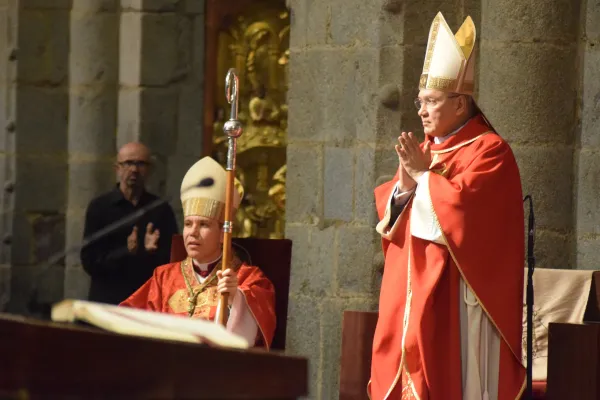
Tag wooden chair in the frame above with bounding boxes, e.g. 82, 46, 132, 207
170, 234, 292, 351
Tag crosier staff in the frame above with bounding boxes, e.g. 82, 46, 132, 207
215, 68, 243, 326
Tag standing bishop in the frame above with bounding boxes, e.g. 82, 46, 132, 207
121, 157, 276, 349
369, 12, 526, 400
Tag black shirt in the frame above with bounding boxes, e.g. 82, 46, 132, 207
80, 185, 178, 305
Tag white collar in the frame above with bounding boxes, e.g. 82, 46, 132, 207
192, 254, 222, 271
433, 118, 472, 144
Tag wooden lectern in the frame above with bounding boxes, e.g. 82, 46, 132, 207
0, 313, 308, 399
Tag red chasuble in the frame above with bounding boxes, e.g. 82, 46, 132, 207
370, 114, 526, 399
120, 256, 276, 349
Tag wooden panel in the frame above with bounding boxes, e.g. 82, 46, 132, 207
546, 322, 600, 400
0, 314, 307, 399
339, 311, 378, 400
583, 271, 600, 322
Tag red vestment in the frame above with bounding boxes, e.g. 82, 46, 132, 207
120, 256, 276, 349
370, 114, 526, 399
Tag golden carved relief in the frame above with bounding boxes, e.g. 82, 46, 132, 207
212, 1, 289, 239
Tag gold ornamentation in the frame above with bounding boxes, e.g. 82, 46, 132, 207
211, 2, 289, 239
401, 370, 418, 399
421, 75, 457, 91
171, 257, 243, 317
430, 162, 451, 178
182, 198, 224, 220
179, 258, 218, 317
422, 14, 440, 74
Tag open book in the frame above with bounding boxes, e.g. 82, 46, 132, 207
51, 299, 250, 350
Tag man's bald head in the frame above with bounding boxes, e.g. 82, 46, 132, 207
117, 142, 151, 163
115, 142, 152, 192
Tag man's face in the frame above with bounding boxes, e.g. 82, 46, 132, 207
415, 89, 463, 137
116, 145, 151, 190
183, 216, 223, 262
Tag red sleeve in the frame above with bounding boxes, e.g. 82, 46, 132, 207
236, 265, 276, 349
374, 170, 400, 256
119, 265, 170, 312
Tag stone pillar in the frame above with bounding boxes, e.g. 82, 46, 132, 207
286, 1, 477, 397
118, 0, 205, 226
285, 1, 381, 396
575, 1, 600, 269
479, 0, 581, 268
64, 0, 119, 299
7, 1, 71, 314
0, 0, 16, 311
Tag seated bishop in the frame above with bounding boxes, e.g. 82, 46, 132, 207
120, 157, 276, 348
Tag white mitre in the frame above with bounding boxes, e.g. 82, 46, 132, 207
419, 12, 476, 95
180, 156, 243, 221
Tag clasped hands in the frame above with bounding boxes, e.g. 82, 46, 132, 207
395, 132, 432, 192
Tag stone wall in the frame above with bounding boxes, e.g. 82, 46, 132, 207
2, 0, 206, 313
64, 0, 119, 299
0, 0, 16, 311
576, 0, 600, 269
7, 0, 71, 313
118, 0, 206, 228
479, 0, 581, 269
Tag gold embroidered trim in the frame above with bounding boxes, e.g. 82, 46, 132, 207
422, 15, 440, 73
430, 132, 491, 154
401, 369, 418, 399
422, 75, 457, 91
180, 256, 243, 317
182, 197, 224, 220
383, 245, 420, 400
180, 258, 218, 317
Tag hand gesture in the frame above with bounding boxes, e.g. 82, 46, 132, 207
144, 222, 160, 253
216, 268, 238, 305
396, 132, 432, 181
127, 226, 138, 253
395, 152, 417, 192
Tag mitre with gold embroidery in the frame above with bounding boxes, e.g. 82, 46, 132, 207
419, 12, 476, 95
180, 156, 243, 221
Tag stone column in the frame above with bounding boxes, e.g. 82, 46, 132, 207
118, 0, 205, 226
64, 0, 120, 299
285, 0, 381, 396
575, 1, 600, 269
6, 1, 70, 314
0, 0, 16, 311
479, 0, 581, 268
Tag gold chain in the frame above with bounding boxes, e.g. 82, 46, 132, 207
180, 258, 218, 317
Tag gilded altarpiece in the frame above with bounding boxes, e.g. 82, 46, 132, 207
205, 0, 289, 239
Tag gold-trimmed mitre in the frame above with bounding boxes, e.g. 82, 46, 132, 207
180, 157, 243, 221
419, 12, 476, 95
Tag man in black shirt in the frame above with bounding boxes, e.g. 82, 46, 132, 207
80, 142, 178, 304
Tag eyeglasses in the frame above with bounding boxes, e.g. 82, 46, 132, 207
414, 94, 461, 110
118, 160, 150, 169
